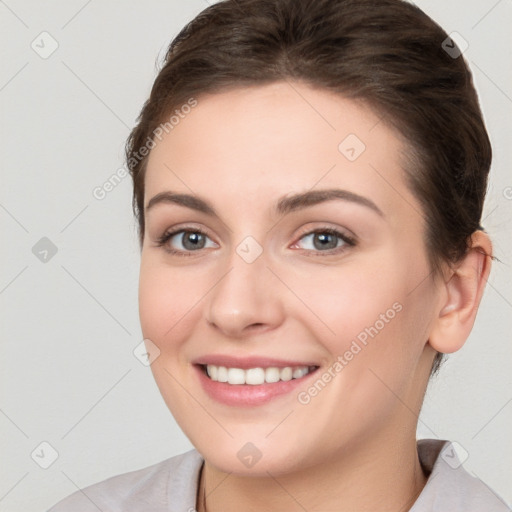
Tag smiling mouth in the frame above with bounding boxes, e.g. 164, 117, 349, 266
201, 364, 319, 385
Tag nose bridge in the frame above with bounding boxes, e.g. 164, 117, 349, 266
205, 239, 283, 336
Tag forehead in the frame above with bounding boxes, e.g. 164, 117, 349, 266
144, 81, 414, 219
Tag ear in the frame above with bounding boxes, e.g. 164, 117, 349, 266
428, 230, 492, 354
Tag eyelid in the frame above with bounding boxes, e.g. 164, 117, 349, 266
157, 223, 215, 241
298, 221, 354, 236
293, 224, 357, 244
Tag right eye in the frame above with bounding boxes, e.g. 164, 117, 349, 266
156, 229, 218, 255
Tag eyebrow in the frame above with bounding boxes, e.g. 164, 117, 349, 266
145, 189, 384, 217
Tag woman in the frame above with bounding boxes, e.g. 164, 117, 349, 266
49, 0, 510, 510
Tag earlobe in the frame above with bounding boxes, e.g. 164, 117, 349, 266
428, 231, 492, 354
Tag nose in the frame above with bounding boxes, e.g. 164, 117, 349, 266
204, 249, 285, 339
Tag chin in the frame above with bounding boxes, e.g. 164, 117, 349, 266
204, 448, 303, 476
190, 432, 310, 476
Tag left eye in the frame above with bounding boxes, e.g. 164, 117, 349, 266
295, 230, 352, 251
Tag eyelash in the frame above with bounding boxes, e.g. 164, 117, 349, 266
155, 226, 357, 257
156, 227, 213, 257
293, 227, 356, 256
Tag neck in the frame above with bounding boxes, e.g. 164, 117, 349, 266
197, 428, 428, 512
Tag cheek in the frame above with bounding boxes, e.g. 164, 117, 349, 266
289, 260, 398, 340
289, 252, 431, 372
138, 259, 207, 348
138, 259, 208, 424
287, 258, 433, 428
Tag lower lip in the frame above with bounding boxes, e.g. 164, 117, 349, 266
195, 365, 317, 407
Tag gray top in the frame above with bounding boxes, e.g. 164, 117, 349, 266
48, 439, 511, 511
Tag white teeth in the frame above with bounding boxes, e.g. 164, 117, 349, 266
227, 368, 245, 385
292, 367, 308, 379
216, 366, 228, 383
205, 364, 313, 385
208, 364, 218, 381
265, 367, 280, 383
280, 367, 293, 381
245, 367, 265, 385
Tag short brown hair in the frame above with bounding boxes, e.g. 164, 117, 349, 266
125, 0, 492, 377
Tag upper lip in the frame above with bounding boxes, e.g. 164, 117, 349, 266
192, 355, 319, 369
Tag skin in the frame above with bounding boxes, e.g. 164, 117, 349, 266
139, 81, 492, 512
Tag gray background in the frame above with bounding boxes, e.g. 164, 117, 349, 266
1, 1, 511, 510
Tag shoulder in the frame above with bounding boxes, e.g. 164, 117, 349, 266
411, 439, 511, 512
47, 449, 203, 512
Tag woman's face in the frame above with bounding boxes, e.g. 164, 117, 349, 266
139, 81, 441, 475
